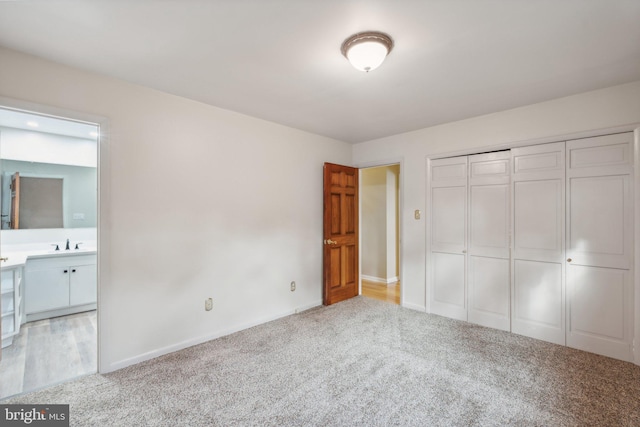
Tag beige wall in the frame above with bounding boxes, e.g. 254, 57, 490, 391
0, 47, 352, 371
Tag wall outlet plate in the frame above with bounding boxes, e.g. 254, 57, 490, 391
414, 209, 421, 220
290, 281, 296, 292
205, 298, 213, 311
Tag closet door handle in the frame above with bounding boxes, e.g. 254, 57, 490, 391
72, 269, 76, 273
462, 250, 467, 254
567, 258, 572, 263
63, 270, 68, 273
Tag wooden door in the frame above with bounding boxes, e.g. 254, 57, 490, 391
467, 151, 511, 331
323, 163, 359, 305
10, 172, 19, 229
565, 133, 633, 361
511, 142, 566, 345
429, 156, 468, 321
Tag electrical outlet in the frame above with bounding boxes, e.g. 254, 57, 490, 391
414, 209, 421, 220
205, 298, 213, 311
290, 281, 296, 292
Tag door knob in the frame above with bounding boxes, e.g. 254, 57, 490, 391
324, 239, 337, 245
567, 258, 572, 262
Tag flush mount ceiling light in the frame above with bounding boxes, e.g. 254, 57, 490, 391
341, 31, 394, 72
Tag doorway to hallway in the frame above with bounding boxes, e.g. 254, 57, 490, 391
360, 164, 400, 305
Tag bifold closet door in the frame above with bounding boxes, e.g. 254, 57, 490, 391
511, 142, 566, 345
566, 133, 633, 361
429, 157, 467, 321
467, 152, 511, 331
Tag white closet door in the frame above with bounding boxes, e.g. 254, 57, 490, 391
566, 133, 633, 361
429, 157, 467, 321
467, 152, 511, 331
511, 142, 566, 345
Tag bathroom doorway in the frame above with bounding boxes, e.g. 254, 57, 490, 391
360, 164, 401, 305
0, 106, 100, 399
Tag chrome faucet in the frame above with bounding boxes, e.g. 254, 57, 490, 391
65, 238, 70, 250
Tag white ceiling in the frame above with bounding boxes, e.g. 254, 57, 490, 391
0, 1, 639, 143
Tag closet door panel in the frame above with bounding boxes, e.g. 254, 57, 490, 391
431, 186, 466, 254
469, 184, 509, 259
467, 151, 511, 331
568, 175, 629, 269
429, 157, 468, 321
468, 256, 510, 330
565, 132, 633, 361
432, 252, 466, 313
511, 142, 565, 345
431, 159, 467, 185
566, 132, 632, 177
513, 149, 563, 177
512, 259, 564, 344
567, 265, 631, 360
469, 154, 509, 185
513, 179, 563, 262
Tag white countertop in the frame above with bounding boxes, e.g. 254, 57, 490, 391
1, 248, 97, 269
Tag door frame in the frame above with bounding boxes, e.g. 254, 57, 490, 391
0, 96, 110, 374
634, 127, 640, 366
355, 159, 404, 307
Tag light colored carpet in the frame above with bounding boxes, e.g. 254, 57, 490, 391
4, 296, 640, 426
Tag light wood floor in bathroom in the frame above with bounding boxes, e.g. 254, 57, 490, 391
361, 280, 400, 305
0, 310, 97, 400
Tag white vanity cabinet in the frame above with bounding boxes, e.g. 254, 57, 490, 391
25, 254, 96, 322
1, 266, 23, 348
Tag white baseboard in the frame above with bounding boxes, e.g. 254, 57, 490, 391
361, 275, 398, 285
295, 300, 322, 313
105, 305, 310, 373
402, 302, 426, 312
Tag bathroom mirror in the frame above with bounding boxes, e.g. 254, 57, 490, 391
0, 162, 97, 229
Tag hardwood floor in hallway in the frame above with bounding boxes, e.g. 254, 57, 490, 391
361, 280, 400, 305
0, 310, 97, 400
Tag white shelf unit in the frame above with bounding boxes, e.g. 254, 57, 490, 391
1, 266, 23, 348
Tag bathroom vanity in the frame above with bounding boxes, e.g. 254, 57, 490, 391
0, 247, 97, 347
24, 252, 97, 322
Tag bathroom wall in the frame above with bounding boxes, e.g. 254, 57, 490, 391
0, 126, 97, 167
0, 46, 352, 372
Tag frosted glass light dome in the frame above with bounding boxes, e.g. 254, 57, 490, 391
341, 32, 394, 72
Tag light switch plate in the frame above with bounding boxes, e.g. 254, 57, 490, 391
414, 210, 421, 220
